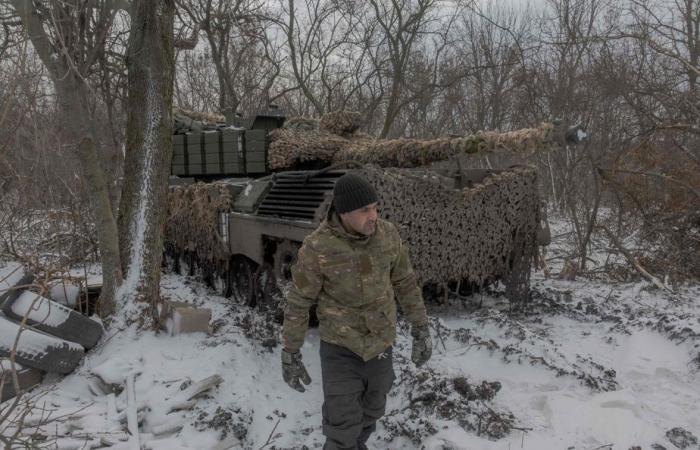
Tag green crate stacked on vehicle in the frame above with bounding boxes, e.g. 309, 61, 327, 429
245, 129, 267, 174
172, 130, 245, 176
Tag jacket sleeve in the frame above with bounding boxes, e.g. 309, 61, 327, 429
282, 238, 323, 352
390, 227, 428, 327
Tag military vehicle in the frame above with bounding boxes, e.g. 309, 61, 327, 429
165, 108, 581, 313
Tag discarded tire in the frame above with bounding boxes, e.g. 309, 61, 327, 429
0, 359, 44, 402
0, 315, 85, 374
1, 291, 103, 349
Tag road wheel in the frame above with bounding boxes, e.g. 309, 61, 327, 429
254, 263, 285, 322
230, 255, 256, 306
273, 240, 300, 291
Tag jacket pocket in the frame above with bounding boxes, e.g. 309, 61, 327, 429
365, 299, 396, 335
319, 254, 361, 304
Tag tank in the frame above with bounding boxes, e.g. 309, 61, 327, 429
165, 109, 582, 314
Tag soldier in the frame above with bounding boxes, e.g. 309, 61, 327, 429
281, 172, 432, 450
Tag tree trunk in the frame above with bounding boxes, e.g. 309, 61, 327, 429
10, 0, 123, 319
57, 78, 124, 319
117, 0, 175, 326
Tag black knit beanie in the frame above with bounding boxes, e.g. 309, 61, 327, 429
333, 173, 378, 214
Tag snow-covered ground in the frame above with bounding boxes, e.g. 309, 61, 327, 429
3, 271, 698, 449
2, 216, 699, 449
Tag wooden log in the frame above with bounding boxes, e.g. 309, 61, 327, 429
126, 373, 140, 450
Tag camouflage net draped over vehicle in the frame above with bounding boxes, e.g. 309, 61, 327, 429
163, 167, 539, 301
164, 183, 234, 277
267, 128, 369, 170
360, 166, 540, 301
268, 115, 559, 170
319, 110, 363, 136
338, 123, 557, 168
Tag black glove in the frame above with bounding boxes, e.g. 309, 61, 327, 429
281, 349, 312, 392
411, 324, 432, 367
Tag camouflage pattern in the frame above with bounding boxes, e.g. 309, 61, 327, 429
410, 324, 432, 367
281, 349, 312, 392
283, 212, 428, 361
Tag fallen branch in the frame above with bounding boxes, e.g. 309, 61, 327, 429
126, 374, 140, 450
257, 418, 281, 449
602, 226, 673, 293
165, 374, 223, 413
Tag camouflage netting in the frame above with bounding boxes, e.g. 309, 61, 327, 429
267, 128, 370, 170
164, 167, 540, 302
268, 113, 559, 170
319, 110, 363, 136
337, 123, 557, 167
360, 165, 540, 301
164, 183, 235, 277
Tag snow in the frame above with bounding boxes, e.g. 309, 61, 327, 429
92, 355, 143, 385
10, 291, 72, 327
4, 271, 698, 450
49, 281, 81, 307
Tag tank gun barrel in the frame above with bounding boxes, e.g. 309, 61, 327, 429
332, 121, 587, 168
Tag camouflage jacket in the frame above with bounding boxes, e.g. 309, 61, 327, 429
282, 212, 428, 361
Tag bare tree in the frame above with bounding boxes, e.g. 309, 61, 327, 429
272, 0, 365, 116
178, 0, 281, 119
9, 0, 124, 316
365, 0, 456, 137
455, 2, 529, 132
8, 0, 177, 323
116, 0, 175, 325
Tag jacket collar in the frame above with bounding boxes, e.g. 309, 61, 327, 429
324, 209, 374, 244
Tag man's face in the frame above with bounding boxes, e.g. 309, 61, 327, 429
339, 202, 379, 236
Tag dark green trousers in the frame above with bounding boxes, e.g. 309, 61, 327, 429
320, 341, 395, 450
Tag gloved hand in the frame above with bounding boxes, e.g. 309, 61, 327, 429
281, 349, 312, 392
411, 324, 432, 367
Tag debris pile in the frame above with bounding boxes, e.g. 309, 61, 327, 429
666, 427, 698, 449
195, 406, 251, 442
382, 360, 516, 443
